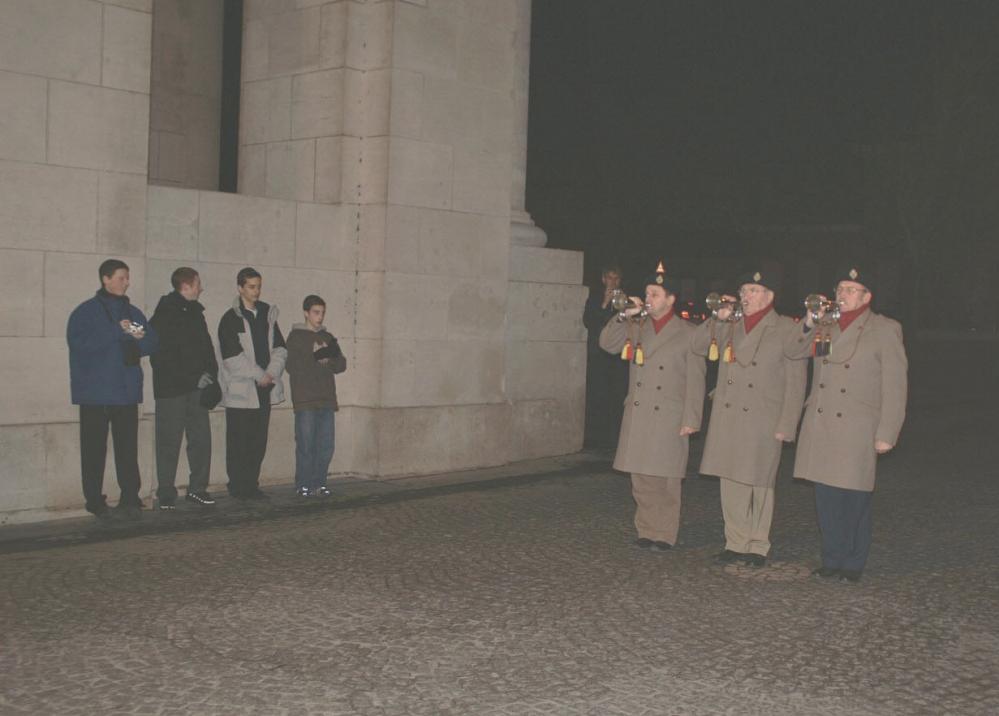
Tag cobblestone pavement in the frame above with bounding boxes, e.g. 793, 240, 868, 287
1, 403, 997, 715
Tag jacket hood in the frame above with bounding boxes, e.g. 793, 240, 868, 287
291, 322, 328, 332
157, 290, 205, 313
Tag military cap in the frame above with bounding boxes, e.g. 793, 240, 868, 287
735, 268, 776, 293
643, 260, 680, 294
834, 264, 876, 295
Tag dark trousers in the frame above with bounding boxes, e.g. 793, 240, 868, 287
814, 482, 874, 573
79, 404, 141, 512
584, 348, 627, 448
225, 400, 271, 495
155, 390, 212, 501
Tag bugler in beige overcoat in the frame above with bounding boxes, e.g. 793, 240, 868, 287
599, 316, 706, 478
785, 310, 907, 492
693, 311, 806, 486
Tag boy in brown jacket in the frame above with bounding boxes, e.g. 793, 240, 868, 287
285, 295, 347, 497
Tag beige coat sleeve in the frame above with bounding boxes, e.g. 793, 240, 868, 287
690, 319, 713, 356
682, 342, 706, 430
784, 321, 815, 360
776, 343, 807, 439
599, 316, 628, 355
875, 319, 908, 446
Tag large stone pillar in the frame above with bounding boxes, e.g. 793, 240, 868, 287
510, 0, 547, 247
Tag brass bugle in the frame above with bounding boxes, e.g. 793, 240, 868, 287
705, 292, 743, 322
610, 290, 649, 321
803, 294, 841, 324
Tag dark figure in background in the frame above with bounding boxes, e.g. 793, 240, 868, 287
149, 267, 219, 510
66, 259, 159, 520
217, 267, 287, 500
583, 265, 629, 448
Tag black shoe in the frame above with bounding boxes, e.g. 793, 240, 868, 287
743, 554, 767, 568
811, 567, 839, 579
157, 498, 176, 511
113, 503, 142, 521
839, 570, 862, 583
714, 549, 743, 564
90, 506, 112, 522
651, 541, 673, 552
634, 538, 654, 549
185, 491, 216, 506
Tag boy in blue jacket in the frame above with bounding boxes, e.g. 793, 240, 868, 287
67, 259, 158, 519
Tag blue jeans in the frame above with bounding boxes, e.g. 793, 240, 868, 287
294, 408, 335, 490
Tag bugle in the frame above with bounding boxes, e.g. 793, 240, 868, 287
705, 292, 743, 322
611, 290, 649, 321
803, 294, 841, 324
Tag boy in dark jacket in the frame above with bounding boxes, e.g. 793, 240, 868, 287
149, 267, 219, 509
285, 295, 347, 497
67, 259, 158, 519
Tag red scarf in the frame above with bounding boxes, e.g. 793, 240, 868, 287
652, 309, 674, 334
743, 302, 773, 333
838, 304, 870, 332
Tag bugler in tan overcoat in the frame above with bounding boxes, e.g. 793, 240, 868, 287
693, 311, 806, 486
599, 316, 706, 478
785, 310, 908, 492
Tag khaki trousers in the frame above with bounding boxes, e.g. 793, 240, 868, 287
631, 473, 682, 545
720, 479, 774, 556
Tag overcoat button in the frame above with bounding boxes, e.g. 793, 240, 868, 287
637, 381, 642, 387
656, 386, 661, 390
634, 401, 639, 406
658, 366, 664, 370
748, 383, 753, 388
845, 363, 850, 369
817, 408, 823, 413
836, 412, 842, 417
724, 402, 731, 408
819, 383, 825, 389
751, 361, 757, 366
727, 379, 733, 385
654, 406, 659, 411
840, 388, 846, 393
743, 407, 749, 412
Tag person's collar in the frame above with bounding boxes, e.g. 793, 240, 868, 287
651, 308, 674, 333
97, 288, 127, 301
838, 304, 870, 331
743, 302, 773, 333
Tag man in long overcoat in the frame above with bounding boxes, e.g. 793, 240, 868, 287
785, 265, 907, 582
599, 263, 706, 551
692, 270, 806, 567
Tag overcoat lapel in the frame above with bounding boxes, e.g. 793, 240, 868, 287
733, 309, 776, 360
829, 310, 872, 361
638, 315, 679, 359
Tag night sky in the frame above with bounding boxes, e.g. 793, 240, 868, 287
526, 1, 999, 327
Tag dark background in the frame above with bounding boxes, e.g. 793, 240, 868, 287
526, 0, 999, 328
